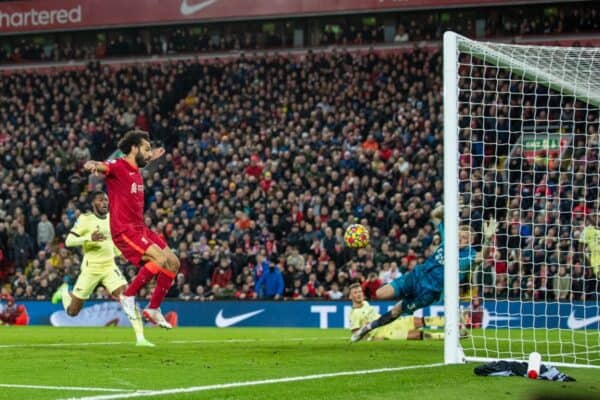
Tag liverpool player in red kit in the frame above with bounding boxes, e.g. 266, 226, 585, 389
83, 130, 180, 329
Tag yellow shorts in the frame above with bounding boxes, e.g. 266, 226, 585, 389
370, 316, 415, 340
72, 266, 127, 300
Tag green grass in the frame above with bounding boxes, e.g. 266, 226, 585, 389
0, 327, 598, 400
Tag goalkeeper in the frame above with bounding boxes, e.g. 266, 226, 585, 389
352, 204, 496, 342
348, 283, 444, 341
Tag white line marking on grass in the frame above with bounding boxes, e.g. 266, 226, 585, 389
0, 341, 129, 348
63, 363, 445, 400
0, 337, 347, 349
0, 384, 135, 392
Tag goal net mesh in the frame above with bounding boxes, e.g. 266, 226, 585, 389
454, 36, 600, 367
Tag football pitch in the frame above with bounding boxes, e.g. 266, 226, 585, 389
1, 327, 598, 400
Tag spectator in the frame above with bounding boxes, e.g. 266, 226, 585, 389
361, 272, 382, 300
394, 24, 409, 43
286, 247, 305, 272
194, 285, 213, 301
178, 283, 194, 301
37, 214, 55, 249
235, 283, 256, 300
0, 295, 29, 326
11, 225, 35, 271
465, 297, 484, 328
327, 282, 343, 300
211, 257, 233, 289
553, 266, 571, 301
255, 260, 284, 300
73, 139, 91, 166
34, 278, 53, 300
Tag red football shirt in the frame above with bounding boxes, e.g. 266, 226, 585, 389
102, 158, 145, 235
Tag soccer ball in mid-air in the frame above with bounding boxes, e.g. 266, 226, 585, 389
344, 224, 370, 248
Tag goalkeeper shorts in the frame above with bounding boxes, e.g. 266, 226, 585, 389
389, 272, 441, 314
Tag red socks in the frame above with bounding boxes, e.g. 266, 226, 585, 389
123, 261, 176, 309
123, 266, 155, 297
149, 270, 176, 309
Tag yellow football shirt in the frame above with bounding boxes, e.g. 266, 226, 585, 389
349, 301, 414, 340
68, 213, 120, 272
349, 301, 381, 330
581, 226, 600, 275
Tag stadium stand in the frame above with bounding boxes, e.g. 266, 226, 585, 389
0, 4, 598, 302
0, 3, 597, 64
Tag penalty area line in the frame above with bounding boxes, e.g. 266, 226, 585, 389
0, 383, 137, 392
62, 363, 445, 400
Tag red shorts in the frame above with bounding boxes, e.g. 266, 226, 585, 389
113, 227, 167, 267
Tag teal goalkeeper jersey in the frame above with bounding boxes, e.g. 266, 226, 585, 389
419, 223, 477, 293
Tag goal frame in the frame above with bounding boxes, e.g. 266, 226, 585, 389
443, 31, 600, 369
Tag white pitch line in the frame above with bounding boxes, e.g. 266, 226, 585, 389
0, 337, 347, 349
0, 384, 134, 393
63, 363, 445, 400
0, 341, 129, 349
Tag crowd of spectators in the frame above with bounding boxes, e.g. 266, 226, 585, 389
0, 60, 184, 298
457, 50, 600, 302
0, 30, 598, 304
0, 3, 598, 64
0, 47, 444, 301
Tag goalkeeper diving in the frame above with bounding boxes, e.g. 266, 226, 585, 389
349, 283, 444, 341
352, 204, 496, 342
53, 191, 153, 347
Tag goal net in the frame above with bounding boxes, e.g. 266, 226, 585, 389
443, 31, 600, 368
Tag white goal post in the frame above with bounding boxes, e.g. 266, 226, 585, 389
443, 31, 600, 368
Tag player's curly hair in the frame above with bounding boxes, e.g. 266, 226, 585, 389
118, 130, 150, 154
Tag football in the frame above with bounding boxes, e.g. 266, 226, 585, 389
344, 224, 370, 248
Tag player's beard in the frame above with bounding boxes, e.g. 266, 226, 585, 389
93, 205, 108, 218
135, 152, 148, 168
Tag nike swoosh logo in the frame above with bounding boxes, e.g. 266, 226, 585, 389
180, 0, 219, 16
215, 309, 264, 328
567, 312, 600, 329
